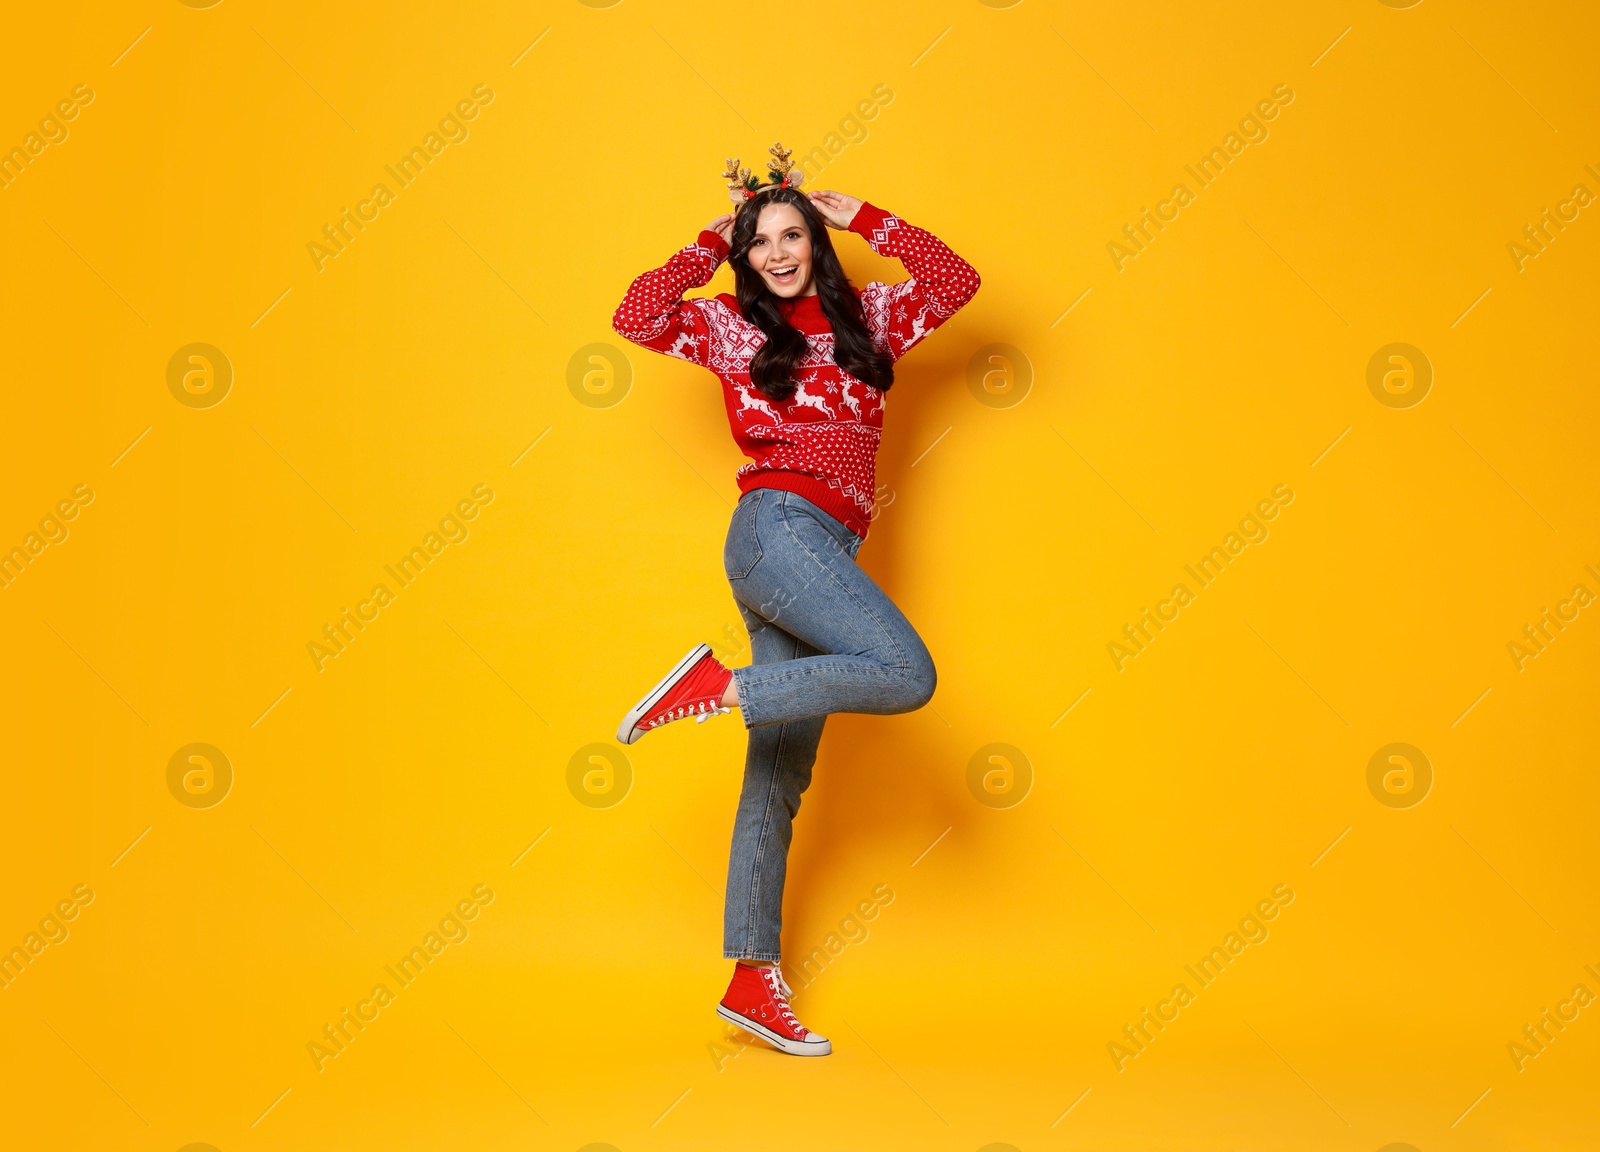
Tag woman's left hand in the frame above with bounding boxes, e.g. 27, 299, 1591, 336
807, 190, 863, 230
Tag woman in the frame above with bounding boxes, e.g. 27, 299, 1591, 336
610, 145, 980, 1056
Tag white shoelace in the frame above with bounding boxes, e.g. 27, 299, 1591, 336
760, 966, 802, 1031
650, 700, 731, 729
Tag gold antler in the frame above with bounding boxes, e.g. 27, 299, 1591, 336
722, 144, 803, 206
766, 141, 804, 188
722, 157, 755, 204
722, 157, 751, 188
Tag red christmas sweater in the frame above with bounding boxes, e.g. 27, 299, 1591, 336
611, 201, 980, 540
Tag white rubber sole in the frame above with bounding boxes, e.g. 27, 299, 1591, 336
616, 642, 712, 745
716, 1003, 832, 1056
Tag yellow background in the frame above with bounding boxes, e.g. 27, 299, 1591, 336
2, 0, 1597, 1148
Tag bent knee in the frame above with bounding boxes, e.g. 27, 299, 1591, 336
892, 651, 936, 711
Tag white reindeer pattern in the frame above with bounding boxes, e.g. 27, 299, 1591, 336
905, 304, 932, 350
733, 384, 779, 422
837, 380, 864, 421
667, 330, 703, 362
791, 379, 836, 418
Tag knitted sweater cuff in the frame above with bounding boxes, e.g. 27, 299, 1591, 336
697, 229, 730, 260
847, 200, 891, 237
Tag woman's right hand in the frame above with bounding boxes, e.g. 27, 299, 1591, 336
705, 214, 735, 245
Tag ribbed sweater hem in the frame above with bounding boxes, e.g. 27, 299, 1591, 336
737, 470, 871, 541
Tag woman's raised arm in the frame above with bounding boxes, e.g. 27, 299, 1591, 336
611, 216, 735, 367
812, 191, 981, 363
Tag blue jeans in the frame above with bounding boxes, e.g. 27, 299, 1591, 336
721, 487, 936, 960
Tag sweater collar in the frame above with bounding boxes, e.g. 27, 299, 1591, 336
776, 291, 831, 334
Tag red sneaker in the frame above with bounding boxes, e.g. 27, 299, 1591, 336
616, 643, 734, 745
716, 962, 831, 1056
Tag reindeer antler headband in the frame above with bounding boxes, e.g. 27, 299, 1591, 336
722, 141, 806, 204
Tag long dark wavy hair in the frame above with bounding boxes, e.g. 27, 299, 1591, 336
727, 186, 894, 403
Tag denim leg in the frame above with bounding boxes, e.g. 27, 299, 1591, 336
726, 490, 937, 730
722, 601, 825, 960
719, 487, 936, 960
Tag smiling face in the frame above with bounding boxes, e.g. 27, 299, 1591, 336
744, 201, 817, 298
